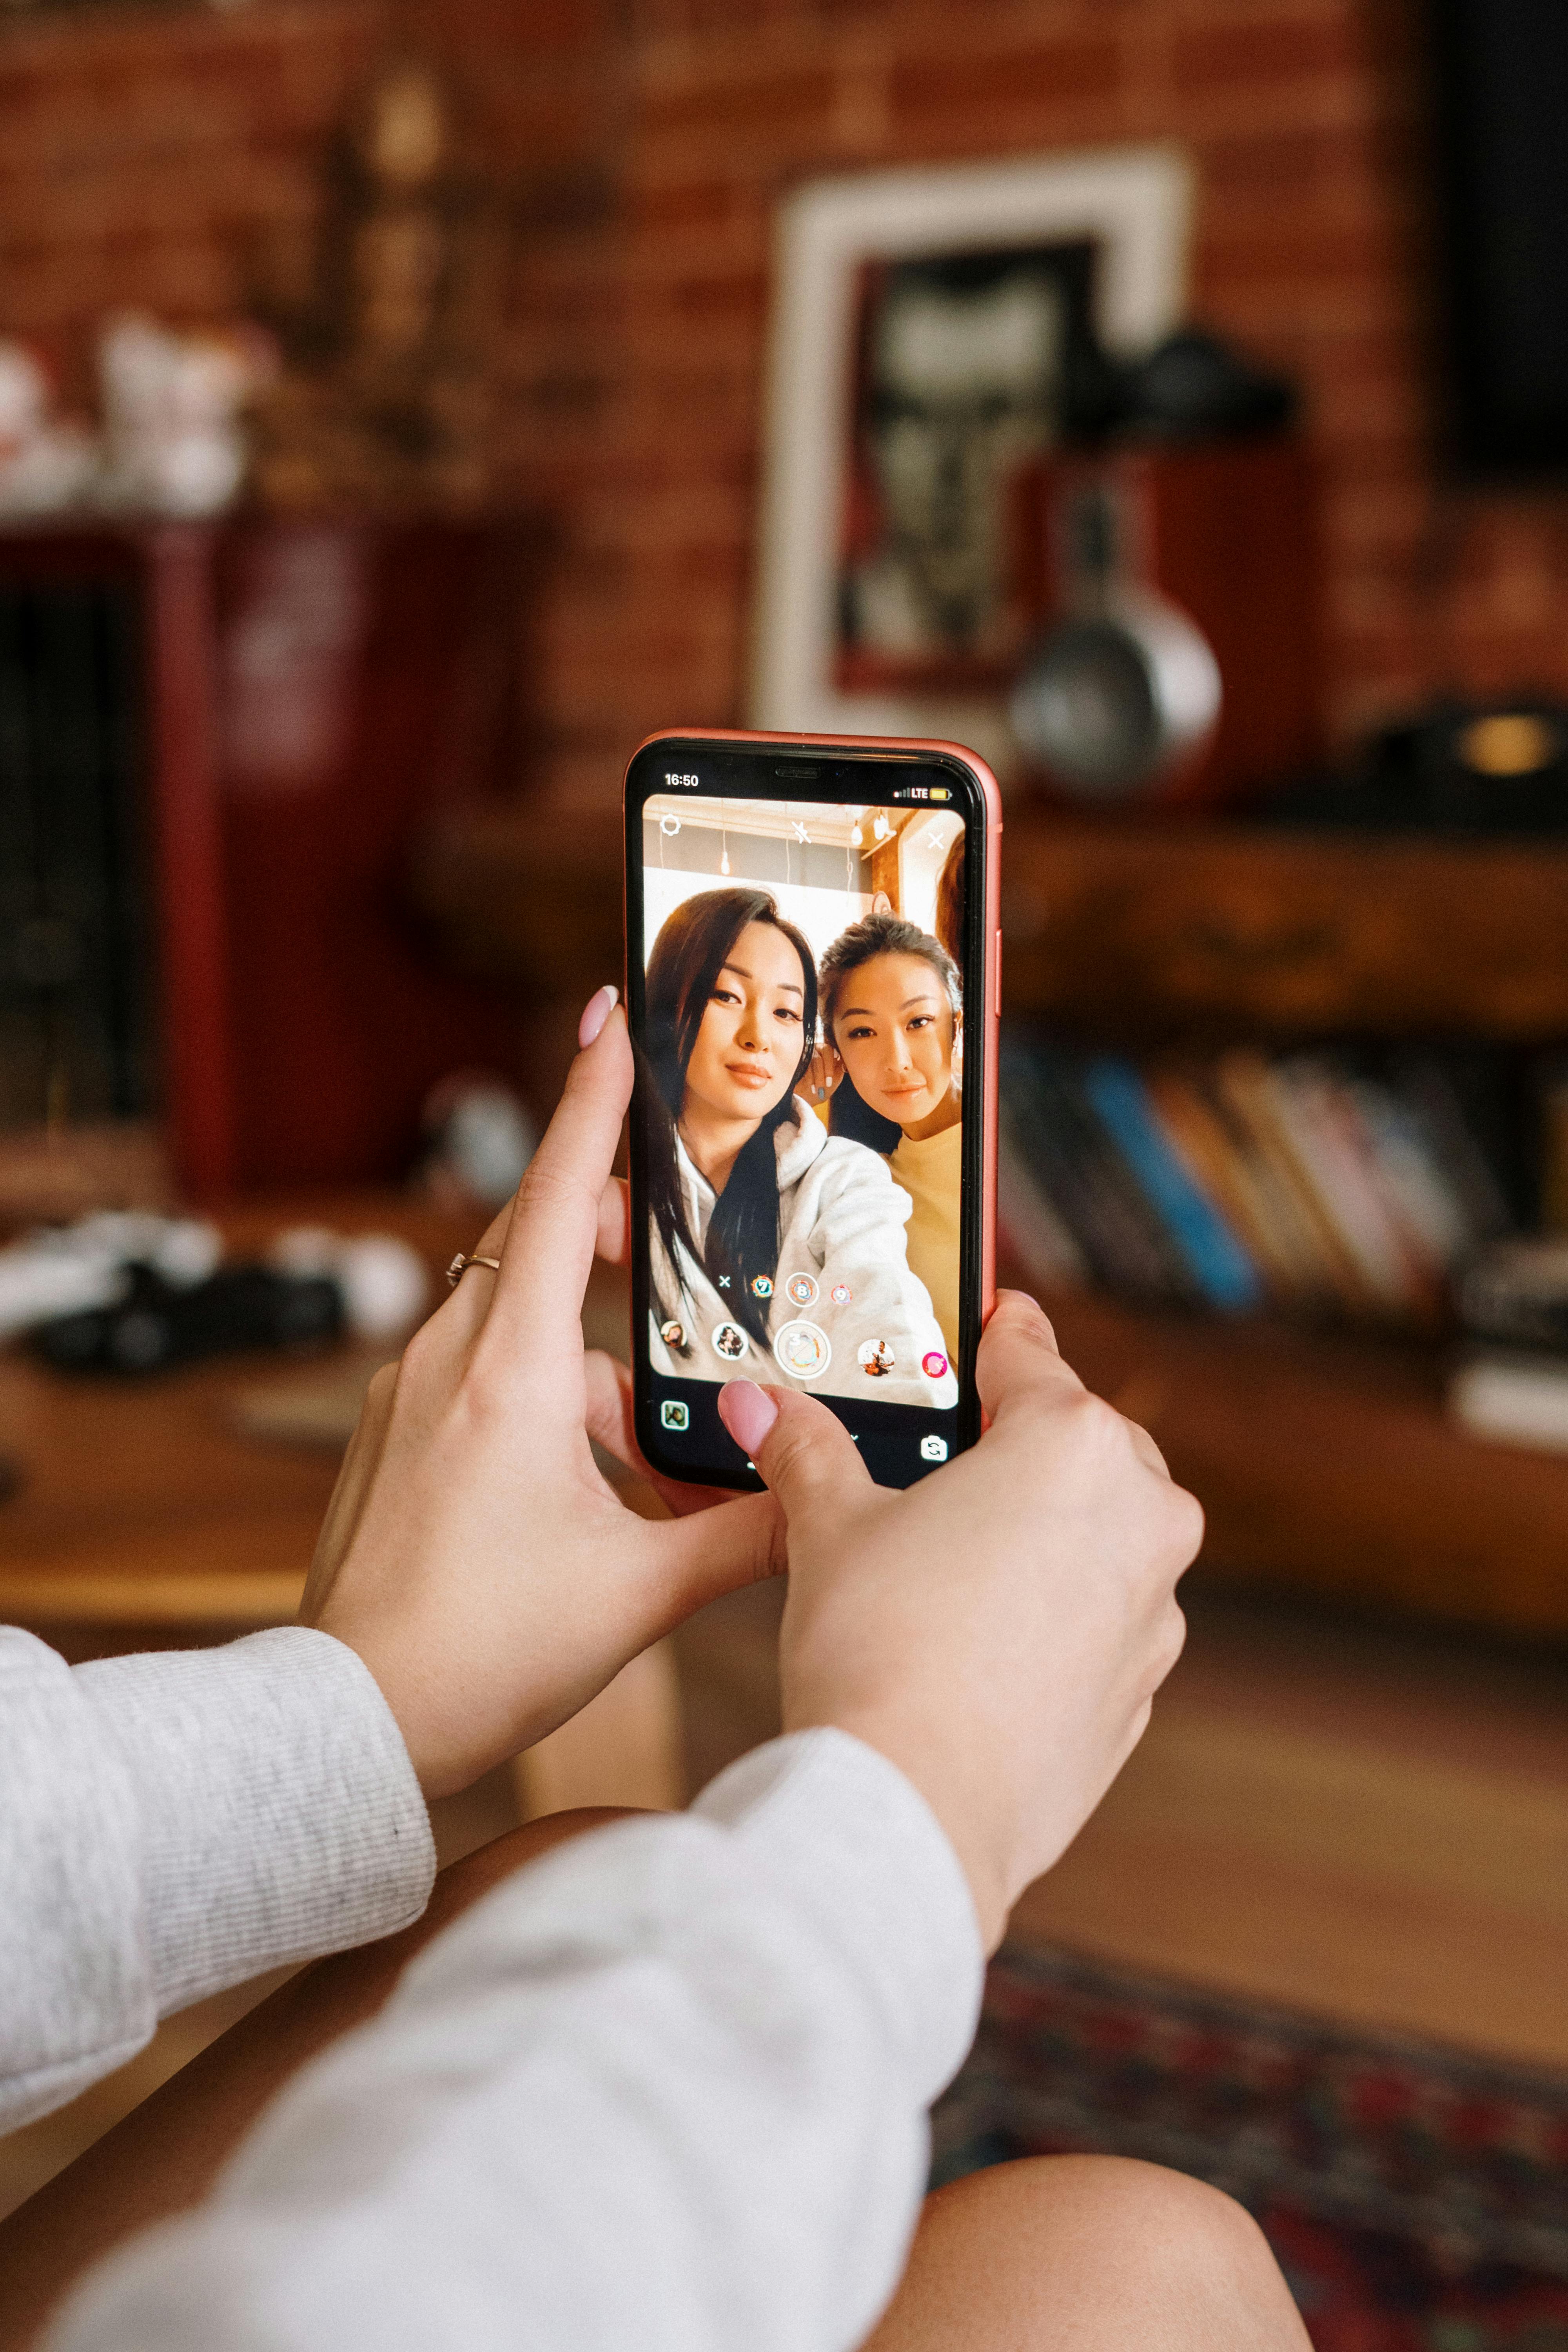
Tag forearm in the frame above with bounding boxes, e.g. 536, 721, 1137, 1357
1, 1627, 435, 2132
46, 1731, 983, 2352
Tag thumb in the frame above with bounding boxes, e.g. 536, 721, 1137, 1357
717, 1379, 874, 1526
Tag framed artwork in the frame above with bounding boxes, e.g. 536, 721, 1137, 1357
750, 147, 1194, 771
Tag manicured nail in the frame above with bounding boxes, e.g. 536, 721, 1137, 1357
718, 1377, 778, 1459
578, 984, 619, 1049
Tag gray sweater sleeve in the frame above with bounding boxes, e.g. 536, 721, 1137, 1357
46, 1729, 984, 2352
0, 1626, 436, 2133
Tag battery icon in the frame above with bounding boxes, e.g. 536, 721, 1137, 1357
929, 786, 951, 800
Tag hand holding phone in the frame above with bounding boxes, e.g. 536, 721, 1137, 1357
300, 1000, 782, 1799
721, 1295, 1203, 1951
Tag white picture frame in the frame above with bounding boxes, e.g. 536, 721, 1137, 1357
749, 145, 1196, 771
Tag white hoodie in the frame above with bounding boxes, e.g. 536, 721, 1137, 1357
648, 1096, 959, 1409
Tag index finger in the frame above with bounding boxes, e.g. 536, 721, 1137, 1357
482, 998, 633, 1359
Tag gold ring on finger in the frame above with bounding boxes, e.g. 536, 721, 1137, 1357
446, 1252, 503, 1289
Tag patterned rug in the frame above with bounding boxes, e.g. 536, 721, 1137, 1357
931, 1944, 1568, 2352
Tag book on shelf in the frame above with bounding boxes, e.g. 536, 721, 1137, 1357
1080, 1058, 1263, 1313
999, 1039, 1191, 1304
996, 1115, 1085, 1293
998, 1033, 1518, 1333
1209, 1051, 1374, 1314
1268, 1058, 1444, 1321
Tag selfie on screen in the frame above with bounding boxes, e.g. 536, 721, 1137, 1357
638, 792, 965, 1411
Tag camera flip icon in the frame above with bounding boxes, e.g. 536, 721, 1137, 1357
919, 1435, 948, 1463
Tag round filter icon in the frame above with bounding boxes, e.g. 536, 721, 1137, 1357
711, 1320, 750, 1361
858, 1338, 897, 1378
829, 1282, 852, 1305
922, 1350, 949, 1379
784, 1271, 819, 1309
773, 1319, 831, 1382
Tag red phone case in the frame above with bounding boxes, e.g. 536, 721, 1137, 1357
624, 726, 1002, 1344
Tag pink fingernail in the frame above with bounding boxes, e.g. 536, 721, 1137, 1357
718, 1378, 778, 1459
578, 984, 619, 1049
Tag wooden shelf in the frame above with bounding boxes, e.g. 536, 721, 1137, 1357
1034, 1282, 1568, 1639
413, 803, 1568, 1038
999, 817, 1568, 1041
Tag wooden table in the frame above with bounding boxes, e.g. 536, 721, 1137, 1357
0, 1197, 477, 1635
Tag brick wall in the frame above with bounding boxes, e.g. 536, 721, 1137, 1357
0, 3, 379, 400
0, 0, 631, 809
611, 0, 1568, 809
4, 0, 1566, 812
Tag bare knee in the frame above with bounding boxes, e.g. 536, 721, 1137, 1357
1033, 2154, 1276, 2265
1056, 2159, 1300, 2321
870, 2156, 1308, 2351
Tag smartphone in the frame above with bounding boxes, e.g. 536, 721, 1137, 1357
624, 728, 1001, 1492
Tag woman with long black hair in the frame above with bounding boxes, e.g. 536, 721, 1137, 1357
642, 886, 957, 1406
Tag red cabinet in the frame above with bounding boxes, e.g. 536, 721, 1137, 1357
0, 518, 535, 1194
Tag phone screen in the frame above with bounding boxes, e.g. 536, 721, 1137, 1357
625, 737, 992, 1491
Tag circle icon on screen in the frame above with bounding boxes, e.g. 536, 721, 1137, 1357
660, 1319, 686, 1351
858, 1338, 896, 1378
922, 1350, 948, 1379
711, 1321, 749, 1361
829, 1282, 852, 1305
750, 1275, 773, 1299
773, 1319, 831, 1381
784, 1271, 819, 1309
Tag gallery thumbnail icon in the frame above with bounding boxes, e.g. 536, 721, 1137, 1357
660, 1399, 690, 1431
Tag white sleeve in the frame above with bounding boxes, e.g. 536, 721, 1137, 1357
0, 1626, 435, 2132
812, 1147, 959, 1407
46, 1730, 984, 2352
